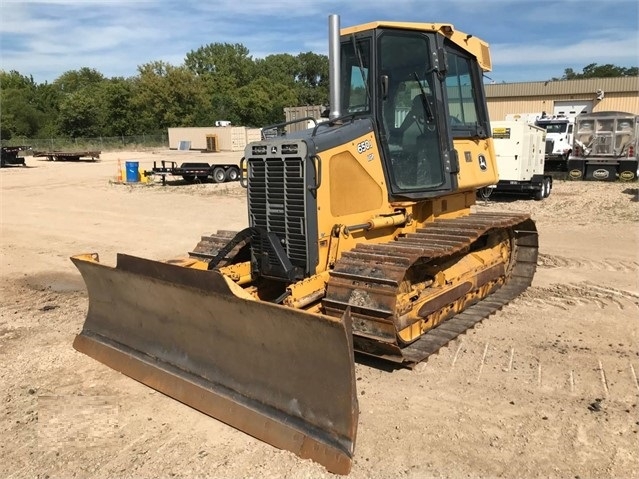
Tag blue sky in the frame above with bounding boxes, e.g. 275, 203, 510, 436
1, 0, 637, 85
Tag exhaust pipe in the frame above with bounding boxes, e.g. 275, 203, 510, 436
328, 14, 341, 120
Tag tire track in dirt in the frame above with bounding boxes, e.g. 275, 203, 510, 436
519, 282, 639, 310
538, 253, 639, 273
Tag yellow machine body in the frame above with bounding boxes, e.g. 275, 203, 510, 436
72, 17, 537, 475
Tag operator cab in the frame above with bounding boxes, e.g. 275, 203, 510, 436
339, 24, 491, 199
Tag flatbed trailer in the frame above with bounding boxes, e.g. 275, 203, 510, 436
150, 160, 241, 185
33, 150, 101, 162
1, 146, 29, 167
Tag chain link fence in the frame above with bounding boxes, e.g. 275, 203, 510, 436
1, 133, 169, 152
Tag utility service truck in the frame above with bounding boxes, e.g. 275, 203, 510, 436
482, 120, 551, 200
568, 111, 638, 181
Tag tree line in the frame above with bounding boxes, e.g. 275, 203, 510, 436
1, 42, 636, 142
1, 43, 329, 141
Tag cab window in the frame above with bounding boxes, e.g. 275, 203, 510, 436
445, 52, 484, 137
378, 31, 444, 191
341, 39, 371, 114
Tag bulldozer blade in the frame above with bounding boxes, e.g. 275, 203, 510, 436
71, 253, 358, 475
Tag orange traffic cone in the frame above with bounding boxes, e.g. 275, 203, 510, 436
117, 159, 123, 182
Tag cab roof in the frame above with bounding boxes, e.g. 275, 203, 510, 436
340, 21, 492, 72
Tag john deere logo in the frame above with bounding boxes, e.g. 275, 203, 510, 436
593, 169, 609, 179
569, 169, 582, 179
478, 155, 487, 171
619, 170, 635, 181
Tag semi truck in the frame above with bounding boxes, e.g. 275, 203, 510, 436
567, 111, 638, 181
482, 120, 552, 200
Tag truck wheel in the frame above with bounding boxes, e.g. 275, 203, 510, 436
618, 160, 638, 181
227, 167, 240, 182
534, 186, 544, 201
543, 177, 552, 198
478, 186, 493, 200
212, 167, 227, 183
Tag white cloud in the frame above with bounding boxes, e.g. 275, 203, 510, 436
1, 0, 637, 83
494, 31, 639, 67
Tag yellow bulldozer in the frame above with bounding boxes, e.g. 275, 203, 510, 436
71, 15, 538, 475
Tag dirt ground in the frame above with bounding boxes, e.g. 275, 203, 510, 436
1, 150, 638, 479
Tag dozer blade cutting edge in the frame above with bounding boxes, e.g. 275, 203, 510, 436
71, 253, 358, 475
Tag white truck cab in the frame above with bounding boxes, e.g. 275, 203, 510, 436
534, 113, 576, 165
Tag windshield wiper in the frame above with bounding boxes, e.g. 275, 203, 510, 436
351, 35, 371, 108
412, 72, 434, 124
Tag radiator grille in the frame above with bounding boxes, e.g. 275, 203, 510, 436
545, 139, 554, 155
248, 154, 308, 271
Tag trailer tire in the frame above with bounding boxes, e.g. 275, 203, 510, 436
543, 177, 552, 198
212, 167, 227, 183
182, 175, 196, 183
227, 167, 240, 182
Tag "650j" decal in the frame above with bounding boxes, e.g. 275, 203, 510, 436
356, 140, 373, 154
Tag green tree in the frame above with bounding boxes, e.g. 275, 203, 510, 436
235, 77, 298, 127
185, 43, 254, 87
133, 61, 211, 131
54, 67, 105, 93
51, 68, 109, 137
296, 52, 329, 105
33, 82, 62, 137
553, 63, 638, 80
254, 53, 300, 87
184, 43, 257, 124
0, 71, 46, 139
57, 88, 103, 137
96, 78, 138, 136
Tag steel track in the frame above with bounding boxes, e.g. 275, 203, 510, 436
323, 212, 538, 364
190, 212, 538, 366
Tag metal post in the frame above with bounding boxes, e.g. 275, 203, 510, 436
328, 14, 342, 121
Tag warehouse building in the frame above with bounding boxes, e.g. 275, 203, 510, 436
485, 76, 639, 120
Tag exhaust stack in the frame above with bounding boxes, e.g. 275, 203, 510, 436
328, 14, 341, 120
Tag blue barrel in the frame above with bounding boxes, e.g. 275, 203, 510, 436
125, 161, 139, 182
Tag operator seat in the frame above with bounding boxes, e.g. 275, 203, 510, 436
395, 94, 442, 187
